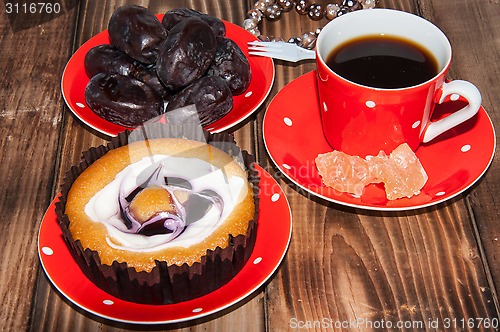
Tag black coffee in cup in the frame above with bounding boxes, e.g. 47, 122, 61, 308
325, 35, 439, 89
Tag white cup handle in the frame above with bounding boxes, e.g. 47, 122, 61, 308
423, 80, 482, 143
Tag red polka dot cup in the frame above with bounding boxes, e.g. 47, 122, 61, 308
316, 9, 481, 157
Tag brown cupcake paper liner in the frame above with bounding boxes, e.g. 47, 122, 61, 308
56, 123, 259, 304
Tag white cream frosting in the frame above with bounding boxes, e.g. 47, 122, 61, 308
84, 155, 246, 252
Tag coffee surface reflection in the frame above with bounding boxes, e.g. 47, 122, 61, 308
325, 35, 439, 89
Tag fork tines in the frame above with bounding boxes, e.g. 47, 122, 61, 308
247, 42, 284, 54
247, 41, 316, 62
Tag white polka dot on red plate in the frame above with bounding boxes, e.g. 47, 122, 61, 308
450, 94, 460, 101
283, 117, 293, 126
323, 102, 328, 112
365, 100, 376, 108
412, 120, 421, 129
103, 300, 114, 305
271, 193, 280, 202
282, 163, 291, 170
461, 144, 471, 152
436, 191, 446, 196
41, 247, 53, 256
253, 257, 262, 264
76, 102, 85, 108
245, 91, 253, 98
192, 308, 203, 313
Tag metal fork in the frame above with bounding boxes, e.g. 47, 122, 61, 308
247, 41, 316, 62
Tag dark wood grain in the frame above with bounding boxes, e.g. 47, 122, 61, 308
28, 1, 267, 331
261, 1, 500, 331
431, 0, 500, 308
420, 0, 500, 323
0, 0, 498, 331
0, 2, 79, 330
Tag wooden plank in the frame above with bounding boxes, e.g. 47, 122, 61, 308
261, 1, 500, 331
29, 1, 266, 331
6, 0, 497, 330
268, 203, 498, 328
424, 0, 500, 310
0, 2, 79, 330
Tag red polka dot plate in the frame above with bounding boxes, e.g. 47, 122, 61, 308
61, 16, 275, 136
263, 71, 496, 211
38, 165, 291, 324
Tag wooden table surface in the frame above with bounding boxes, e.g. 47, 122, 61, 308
1, 0, 499, 331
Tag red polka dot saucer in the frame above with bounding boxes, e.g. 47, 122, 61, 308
38, 166, 291, 324
61, 17, 275, 137
263, 71, 496, 211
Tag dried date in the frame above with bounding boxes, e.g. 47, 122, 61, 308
156, 17, 216, 91
108, 5, 167, 64
133, 64, 172, 101
207, 37, 252, 95
162, 8, 226, 36
85, 73, 163, 127
84, 44, 138, 78
165, 75, 233, 127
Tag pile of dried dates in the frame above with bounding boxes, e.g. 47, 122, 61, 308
84, 5, 252, 128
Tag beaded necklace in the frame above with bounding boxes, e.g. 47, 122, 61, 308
243, 0, 376, 49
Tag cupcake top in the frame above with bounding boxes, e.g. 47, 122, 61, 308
84, 149, 247, 251
64, 137, 255, 271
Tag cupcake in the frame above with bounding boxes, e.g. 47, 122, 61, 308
56, 124, 259, 304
